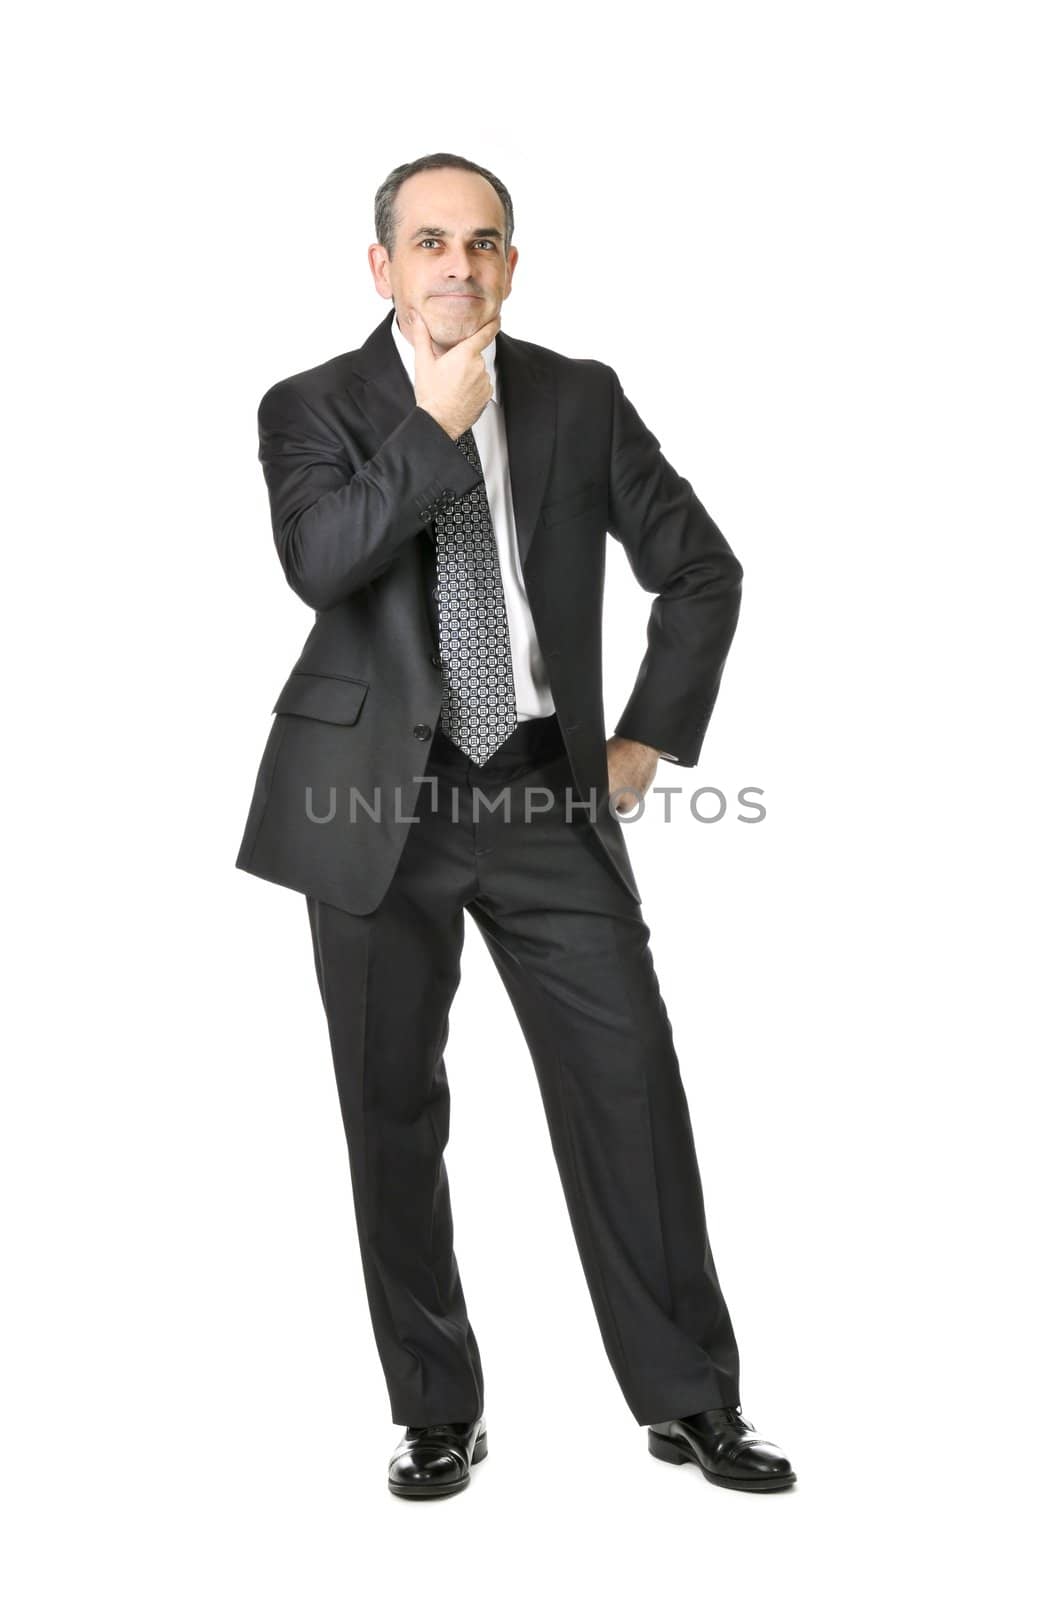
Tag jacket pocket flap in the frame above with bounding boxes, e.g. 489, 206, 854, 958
272, 671, 369, 724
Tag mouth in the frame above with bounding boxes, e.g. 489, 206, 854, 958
432, 293, 481, 302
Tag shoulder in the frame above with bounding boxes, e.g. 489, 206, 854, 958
498, 329, 617, 393
257, 348, 359, 420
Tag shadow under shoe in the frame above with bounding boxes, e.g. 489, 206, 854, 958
647, 1405, 796, 1492
388, 1418, 488, 1499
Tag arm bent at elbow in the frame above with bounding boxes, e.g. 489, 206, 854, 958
257, 384, 481, 610
605, 365, 744, 767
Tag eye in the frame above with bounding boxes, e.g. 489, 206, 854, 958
416, 238, 497, 250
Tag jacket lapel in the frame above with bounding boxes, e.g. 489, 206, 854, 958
345, 308, 417, 438
496, 326, 554, 570
346, 307, 555, 571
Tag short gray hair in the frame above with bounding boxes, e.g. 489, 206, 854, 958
374, 152, 514, 258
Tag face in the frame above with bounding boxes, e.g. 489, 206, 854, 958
369, 167, 518, 354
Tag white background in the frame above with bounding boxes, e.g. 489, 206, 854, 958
4, 2, 1059, 1594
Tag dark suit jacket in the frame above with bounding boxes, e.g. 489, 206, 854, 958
235, 306, 743, 916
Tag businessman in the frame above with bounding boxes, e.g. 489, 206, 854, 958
236, 152, 795, 1498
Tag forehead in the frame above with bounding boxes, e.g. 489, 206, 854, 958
394, 168, 505, 235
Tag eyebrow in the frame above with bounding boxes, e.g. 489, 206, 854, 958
408, 225, 504, 243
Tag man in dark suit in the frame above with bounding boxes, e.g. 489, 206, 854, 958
236, 152, 796, 1498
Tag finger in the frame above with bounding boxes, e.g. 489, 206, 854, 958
405, 306, 436, 360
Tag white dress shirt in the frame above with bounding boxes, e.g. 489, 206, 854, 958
390, 311, 556, 723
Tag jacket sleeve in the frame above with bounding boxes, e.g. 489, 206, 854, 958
257, 380, 482, 611
606, 365, 743, 767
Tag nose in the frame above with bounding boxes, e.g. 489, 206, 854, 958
444, 243, 477, 279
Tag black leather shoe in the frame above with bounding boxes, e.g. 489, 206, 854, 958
648, 1405, 796, 1491
387, 1418, 488, 1499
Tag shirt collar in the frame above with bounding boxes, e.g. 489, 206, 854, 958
390, 306, 500, 405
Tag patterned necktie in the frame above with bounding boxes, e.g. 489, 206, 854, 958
432, 425, 519, 765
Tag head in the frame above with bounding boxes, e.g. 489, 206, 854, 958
369, 153, 518, 355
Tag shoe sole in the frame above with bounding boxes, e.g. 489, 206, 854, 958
647, 1427, 796, 1491
388, 1430, 488, 1499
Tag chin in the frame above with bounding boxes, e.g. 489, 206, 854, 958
433, 308, 482, 338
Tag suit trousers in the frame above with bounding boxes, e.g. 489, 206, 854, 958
305, 711, 742, 1427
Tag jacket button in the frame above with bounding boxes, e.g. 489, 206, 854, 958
430, 651, 442, 669
413, 723, 433, 740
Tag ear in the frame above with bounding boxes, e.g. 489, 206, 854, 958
503, 245, 519, 297
368, 242, 392, 300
